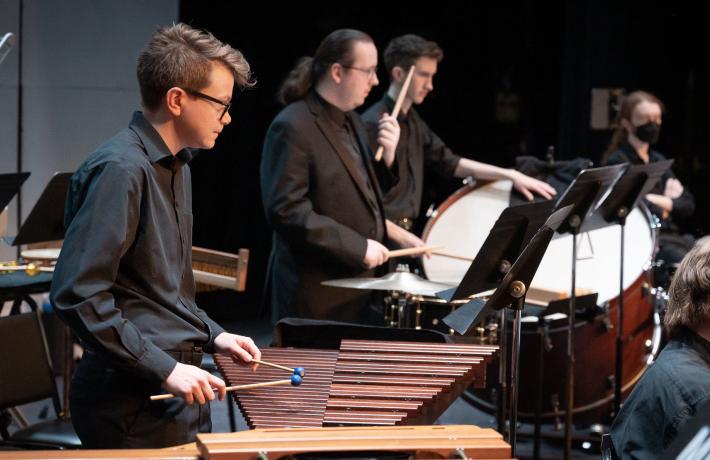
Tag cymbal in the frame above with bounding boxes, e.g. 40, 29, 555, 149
322, 271, 454, 297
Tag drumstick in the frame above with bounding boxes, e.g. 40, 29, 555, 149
430, 250, 474, 262
388, 245, 444, 258
253, 358, 305, 377
150, 377, 301, 401
374, 65, 415, 162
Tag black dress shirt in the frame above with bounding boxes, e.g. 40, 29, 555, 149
610, 328, 710, 458
316, 93, 384, 241
50, 111, 225, 385
362, 95, 461, 221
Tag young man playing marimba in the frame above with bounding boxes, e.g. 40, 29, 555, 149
50, 23, 261, 448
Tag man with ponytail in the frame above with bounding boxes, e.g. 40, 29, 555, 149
261, 29, 406, 322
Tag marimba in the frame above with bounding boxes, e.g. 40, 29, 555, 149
215, 340, 498, 429
0, 425, 512, 459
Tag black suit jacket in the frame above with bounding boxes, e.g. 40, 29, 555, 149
260, 91, 389, 322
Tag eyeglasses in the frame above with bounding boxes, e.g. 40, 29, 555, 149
184, 89, 231, 120
341, 65, 378, 80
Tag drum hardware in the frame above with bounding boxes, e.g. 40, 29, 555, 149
551, 394, 563, 431
499, 259, 512, 275
0, 259, 52, 276
601, 302, 613, 332
462, 176, 476, 186
542, 321, 553, 351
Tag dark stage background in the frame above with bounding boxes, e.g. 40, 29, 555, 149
178, 1, 709, 321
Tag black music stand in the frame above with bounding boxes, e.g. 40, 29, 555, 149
437, 200, 555, 303
0, 172, 30, 259
552, 163, 627, 459
585, 159, 672, 417
444, 205, 572, 458
5, 172, 72, 246
0, 172, 30, 212
437, 199, 554, 436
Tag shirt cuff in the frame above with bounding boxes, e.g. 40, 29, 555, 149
137, 344, 178, 384
203, 318, 227, 354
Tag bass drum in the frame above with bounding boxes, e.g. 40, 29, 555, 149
422, 180, 662, 423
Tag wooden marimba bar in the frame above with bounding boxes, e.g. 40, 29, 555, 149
0, 425, 512, 459
215, 340, 498, 429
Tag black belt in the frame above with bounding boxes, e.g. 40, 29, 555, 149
83, 344, 204, 367
164, 346, 204, 366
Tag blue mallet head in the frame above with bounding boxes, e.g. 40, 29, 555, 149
293, 367, 306, 377
290, 374, 303, 386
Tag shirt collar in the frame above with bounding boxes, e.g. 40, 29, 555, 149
382, 94, 409, 122
129, 111, 193, 166
313, 91, 347, 128
619, 142, 661, 164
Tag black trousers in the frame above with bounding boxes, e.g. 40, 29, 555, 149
69, 347, 211, 449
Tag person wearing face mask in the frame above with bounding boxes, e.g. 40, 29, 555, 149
602, 90, 695, 282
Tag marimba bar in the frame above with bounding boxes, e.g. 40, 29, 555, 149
215, 340, 498, 429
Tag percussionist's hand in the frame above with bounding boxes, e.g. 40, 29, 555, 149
510, 170, 556, 201
664, 178, 684, 199
363, 239, 389, 269
378, 112, 400, 167
385, 220, 430, 258
163, 362, 226, 405
215, 332, 262, 371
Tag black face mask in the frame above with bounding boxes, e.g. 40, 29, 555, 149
633, 121, 661, 144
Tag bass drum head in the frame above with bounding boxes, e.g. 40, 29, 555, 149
422, 180, 655, 305
422, 180, 512, 285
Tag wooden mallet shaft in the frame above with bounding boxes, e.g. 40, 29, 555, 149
150, 378, 294, 401
252, 358, 294, 373
387, 245, 444, 258
374, 65, 416, 162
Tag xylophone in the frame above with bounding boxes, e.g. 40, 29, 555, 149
215, 340, 498, 429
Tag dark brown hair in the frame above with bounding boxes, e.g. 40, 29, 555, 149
664, 239, 710, 338
383, 34, 443, 75
277, 29, 373, 105
601, 90, 665, 164
137, 23, 254, 111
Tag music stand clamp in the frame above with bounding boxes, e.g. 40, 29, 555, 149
442, 205, 573, 457
584, 159, 673, 419
552, 163, 627, 460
